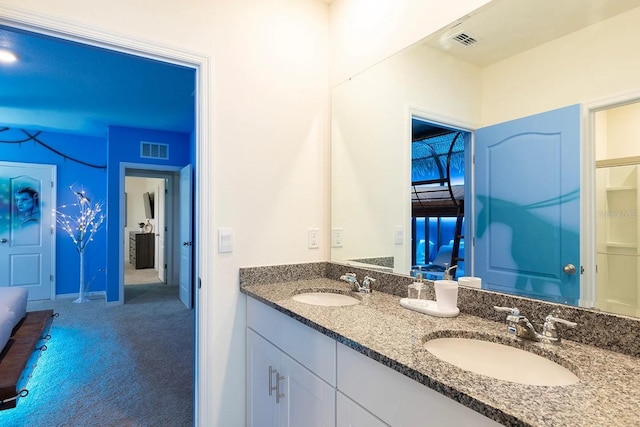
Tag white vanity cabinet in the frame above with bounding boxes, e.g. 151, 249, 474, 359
246, 297, 336, 427
246, 296, 502, 427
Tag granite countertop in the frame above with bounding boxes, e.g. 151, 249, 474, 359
241, 278, 640, 427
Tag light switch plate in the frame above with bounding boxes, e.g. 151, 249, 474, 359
394, 225, 404, 245
218, 227, 233, 253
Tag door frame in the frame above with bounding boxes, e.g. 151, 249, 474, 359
122, 167, 181, 294
0, 10, 209, 423
582, 89, 640, 308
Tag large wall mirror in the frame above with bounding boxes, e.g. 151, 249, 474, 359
331, 0, 640, 318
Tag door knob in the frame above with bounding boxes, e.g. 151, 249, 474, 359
183, 241, 192, 246
0, 238, 7, 243
563, 264, 576, 275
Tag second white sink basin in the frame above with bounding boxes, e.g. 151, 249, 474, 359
424, 337, 579, 386
291, 292, 359, 307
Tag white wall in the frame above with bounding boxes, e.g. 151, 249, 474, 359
0, 0, 329, 425
123, 177, 163, 264
328, 0, 491, 85
481, 6, 640, 125
604, 103, 640, 159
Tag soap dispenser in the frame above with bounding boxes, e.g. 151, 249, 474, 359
408, 272, 426, 300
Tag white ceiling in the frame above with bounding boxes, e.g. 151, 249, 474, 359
0, 25, 195, 137
424, 0, 640, 67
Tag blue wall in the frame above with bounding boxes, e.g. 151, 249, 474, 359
106, 126, 192, 302
0, 126, 109, 296
1, 125, 192, 302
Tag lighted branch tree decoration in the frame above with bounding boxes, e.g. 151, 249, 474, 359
56, 186, 105, 303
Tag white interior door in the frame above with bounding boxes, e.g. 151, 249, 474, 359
179, 164, 193, 308
0, 161, 56, 300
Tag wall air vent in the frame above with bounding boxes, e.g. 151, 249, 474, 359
140, 141, 169, 160
451, 32, 478, 46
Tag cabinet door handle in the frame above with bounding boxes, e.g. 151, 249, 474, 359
275, 372, 285, 404
268, 365, 277, 396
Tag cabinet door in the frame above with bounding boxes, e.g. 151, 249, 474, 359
337, 392, 388, 427
247, 330, 281, 427
279, 352, 335, 427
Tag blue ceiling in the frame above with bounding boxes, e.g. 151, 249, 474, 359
0, 25, 195, 137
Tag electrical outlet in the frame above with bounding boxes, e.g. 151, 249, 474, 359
308, 228, 320, 249
331, 228, 343, 248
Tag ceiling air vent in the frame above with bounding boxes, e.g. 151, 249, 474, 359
451, 32, 478, 46
140, 141, 169, 160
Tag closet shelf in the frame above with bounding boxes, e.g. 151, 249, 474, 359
606, 186, 636, 192
605, 242, 638, 248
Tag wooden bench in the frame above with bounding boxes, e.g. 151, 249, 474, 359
0, 310, 55, 410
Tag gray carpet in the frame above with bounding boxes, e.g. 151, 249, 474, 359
0, 284, 194, 427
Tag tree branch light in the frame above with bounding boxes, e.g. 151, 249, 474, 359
55, 186, 105, 303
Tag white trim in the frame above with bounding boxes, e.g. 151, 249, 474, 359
0, 7, 206, 68
55, 290, 105, 300
0, 8, 209, 425
582, 90, 640, 309
408, 107, 479, 133
581, 105, 596, 308
50, 164, 57, 301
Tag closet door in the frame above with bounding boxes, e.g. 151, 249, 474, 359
474, 104, 581, 305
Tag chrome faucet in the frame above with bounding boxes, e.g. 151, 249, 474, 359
443, 265, 457, 280
494, 306, 577, 345
361, 276, 376, 293
340, 272, 374, 293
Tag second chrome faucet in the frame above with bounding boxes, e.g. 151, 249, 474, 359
494, 306, 577, 345
340, 272, 375, 293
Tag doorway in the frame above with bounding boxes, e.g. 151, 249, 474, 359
593, 100, 640, 317
122, 166, 192, 308
410, 116, 470, 280
1, 12, 204, 422
124, 176, 166, 286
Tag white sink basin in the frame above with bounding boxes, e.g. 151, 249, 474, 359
291, 292, 359, 307
424, 337, 579, 386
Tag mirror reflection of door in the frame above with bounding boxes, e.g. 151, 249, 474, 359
594, 101, 640, 317
474, 105, 581, 306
